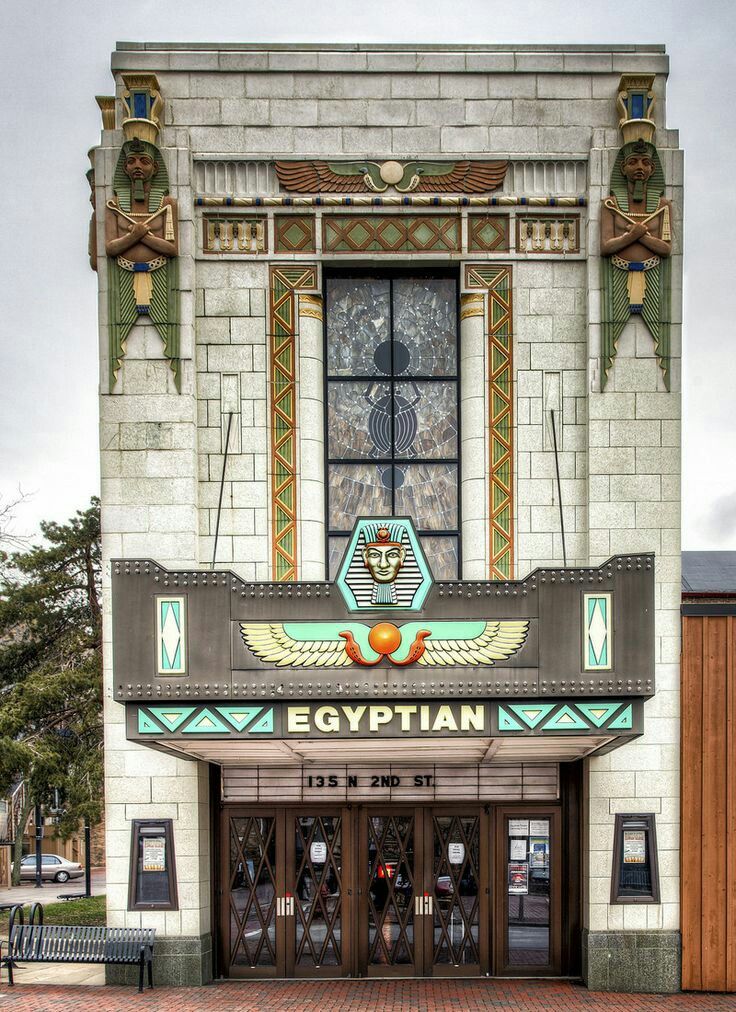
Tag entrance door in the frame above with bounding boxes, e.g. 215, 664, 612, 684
287, 809, 352, 976
424, 809, 488, 976
495, 807, 561, 976
222, 806, 351, 978
360, 809, 421, 976
224, 808, 283, 977
221, 803, 563, 978
358, 807, 488, 976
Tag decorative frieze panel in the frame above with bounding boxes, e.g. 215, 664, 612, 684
196, 194, 586, 209
197, 210, 586, 256
202, 216, 267, 254
193, 159, 279, 196
503, 160, 588, 198
516, 216, 579, 254
323, 214, 460, 253
274, 215, 316, 253
192, 158, 587, 201
468, 215, 509, 253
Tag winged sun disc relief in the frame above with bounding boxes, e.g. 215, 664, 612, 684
274, 160, 508, 194
239, 620, 529, 668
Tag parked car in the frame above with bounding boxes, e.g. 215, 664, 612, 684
13, 854, 84, 883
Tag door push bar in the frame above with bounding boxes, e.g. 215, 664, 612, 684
414, 894, 433, 915
276, 895, 295, 916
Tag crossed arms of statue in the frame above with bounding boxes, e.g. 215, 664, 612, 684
104, 196, 178, 260
600, 197, 672, 259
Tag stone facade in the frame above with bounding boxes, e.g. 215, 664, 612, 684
92, 43, 682, 988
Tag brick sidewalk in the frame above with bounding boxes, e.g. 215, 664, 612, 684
0, 979, 734, 1011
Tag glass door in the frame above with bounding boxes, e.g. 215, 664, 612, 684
425, 809, 488, 976
222, 809, 284, 978
495, 807, 561, 975
287, 809, 352, 977
359, 809, 422, 976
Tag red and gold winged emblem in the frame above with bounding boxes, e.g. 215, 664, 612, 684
275, 159, 508, 194
240, 620, 529, 668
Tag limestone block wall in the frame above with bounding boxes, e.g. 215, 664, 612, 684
114, 44, 669, 163
515, 260, 589, 573
194, 260, 270, 576
95, 114, 210, 960
584, 133, 683, 956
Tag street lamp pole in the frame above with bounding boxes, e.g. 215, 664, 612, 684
84, 818, 92, 898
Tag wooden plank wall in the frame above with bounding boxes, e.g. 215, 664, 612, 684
681, 614, 736, 991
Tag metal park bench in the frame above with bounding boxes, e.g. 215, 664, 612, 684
1, 904, 155, 992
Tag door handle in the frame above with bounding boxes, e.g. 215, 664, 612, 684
414, 895, 433, 915
276, 896, 294, 916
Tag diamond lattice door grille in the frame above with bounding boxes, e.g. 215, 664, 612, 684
229, 816, 278, 967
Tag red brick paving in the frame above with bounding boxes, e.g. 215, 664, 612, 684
1, 979, 735, 1011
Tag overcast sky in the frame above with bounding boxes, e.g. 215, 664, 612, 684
1, 0, 734, 548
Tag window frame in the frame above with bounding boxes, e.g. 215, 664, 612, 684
323, 266, 462, 580
128, 818, 179, 912
610, 812, 660, 904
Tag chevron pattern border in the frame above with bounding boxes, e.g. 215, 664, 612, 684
269, 265, 319, 582
464, 264, 514, 580
497, 700, 633, 733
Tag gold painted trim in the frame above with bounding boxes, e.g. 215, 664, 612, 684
269, 265, 320, 582
298, 294, 324, 321
95, 96, 116, 131
196, 195, 585, 208
462, 264, 515, 581
460, 293, 485, 319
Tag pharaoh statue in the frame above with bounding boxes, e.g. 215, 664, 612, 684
105, 136, 180, 391
86, 153, 97, 273
600, 77, 673, 390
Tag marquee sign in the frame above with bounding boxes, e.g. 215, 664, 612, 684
126, 697, 642, 742
111, 516, 655, 703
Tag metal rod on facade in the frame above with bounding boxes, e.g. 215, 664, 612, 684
212, 412, 234, 569
550, 410, 567, 568
34, 804, 43, 888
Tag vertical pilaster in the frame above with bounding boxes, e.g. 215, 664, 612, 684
584, 130, 683, 992
297, 292, 326, 580
268, 265, 319, 581
462, 264, 515, 580
459, 291, 488, 579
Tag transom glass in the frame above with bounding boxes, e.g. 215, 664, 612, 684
326, 275, 460, 579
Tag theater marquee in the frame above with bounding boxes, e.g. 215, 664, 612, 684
114, 516, 653, 757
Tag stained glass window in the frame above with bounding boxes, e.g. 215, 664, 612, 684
326, 275, 460, 579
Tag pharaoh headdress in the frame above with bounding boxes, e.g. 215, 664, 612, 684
609, 140, 665, 214
113, 138, 170, 213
